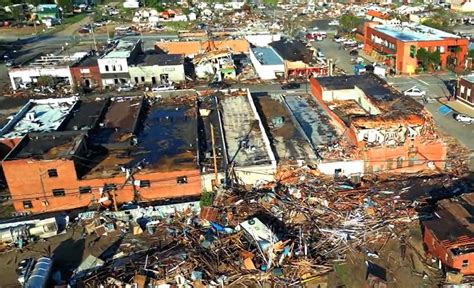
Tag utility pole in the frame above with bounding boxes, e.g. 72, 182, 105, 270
210, 123, 219, 188
91, 26, 98, 51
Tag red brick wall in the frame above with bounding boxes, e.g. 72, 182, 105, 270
363, 138, 447, 173
70, 66, 102, 90
2, 158, 201, 213
424, 226, 474, 275
364, 23, 469, 74
458, 78, 474, 106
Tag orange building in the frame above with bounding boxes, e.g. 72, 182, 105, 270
309, 75, 447, 174
422, 193, 474, 275
364, 22, 469, 74
1, 96, 201, 214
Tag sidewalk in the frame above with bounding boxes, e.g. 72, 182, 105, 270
439, 98, 474, 117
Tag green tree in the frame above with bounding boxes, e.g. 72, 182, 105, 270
421, 9, 455, 32
339, 14, 363, 33
57, 0, 73, 13
468, 49, 474, 58
416, 48, 441, 71
263, 0, 278, 7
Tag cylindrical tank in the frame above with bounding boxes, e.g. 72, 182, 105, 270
24, 257, 52, 288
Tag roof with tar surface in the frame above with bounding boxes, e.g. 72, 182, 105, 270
270, 39, 314, 63
5, 132, 85, 161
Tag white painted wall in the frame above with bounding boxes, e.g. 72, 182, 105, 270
249, 48, 285, 80
98, 58, 129, 74
9, 67, 73, 90
245, 34, 281, 47
318, 160, 365, 176
129, 64, 185, 84
322, 87, 381, 115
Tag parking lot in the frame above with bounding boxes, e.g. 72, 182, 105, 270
311, 37, 356, 75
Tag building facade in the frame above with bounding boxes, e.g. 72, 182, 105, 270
364, 23, 469, 74
309, 75, 447, 174
128, 53, 185, 85
97, 40, 143, 88
70, 54, 102, 91
457, 75, 474, 106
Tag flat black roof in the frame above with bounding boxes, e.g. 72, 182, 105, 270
134, 52, 184, 66
270, 39, 313, 63
6, 132, 85, 161
60, 99, 108, 131
73, 54, 99, 67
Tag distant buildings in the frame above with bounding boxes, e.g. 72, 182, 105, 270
364, 23, 469, 74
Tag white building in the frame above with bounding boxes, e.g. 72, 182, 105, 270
8, 52, 87, 90
249, 47, 285, 80
97, 40, 143, 88
128, 53, 185, 85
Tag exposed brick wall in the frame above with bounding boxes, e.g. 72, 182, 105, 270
2, 158, 201, 213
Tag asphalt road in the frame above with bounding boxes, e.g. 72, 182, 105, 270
388, 74, 474, 171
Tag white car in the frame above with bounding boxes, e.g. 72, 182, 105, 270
334, 37, 346, 43
117, 84, 135, 92
343, 39, 357, 45
152, 84, 175, 92
329, 20, 339, 26
403, 86, 426, 97
455, 114, 474, 124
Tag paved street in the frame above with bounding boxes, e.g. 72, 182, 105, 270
387, 74, 474, 171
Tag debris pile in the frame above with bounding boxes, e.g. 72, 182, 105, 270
72, 168, 420, 287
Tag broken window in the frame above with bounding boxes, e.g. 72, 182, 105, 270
141, 76, 145, 82
79, 186, 92, 194
52, 189, 66, 197
23, 200, 33, 209
140, 180, 151, 188
177, 176, 188, 184
463, 260, 469, 268
104, 184, 117, 191
112, 65, 116, 71
47, 169, 58, 178
396, 157, 404, 168
105, 65, 109, 72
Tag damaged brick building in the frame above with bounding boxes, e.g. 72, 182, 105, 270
1, 96, 201, 213
309, 74, 447, 174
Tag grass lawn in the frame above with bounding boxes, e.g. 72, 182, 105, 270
62, 13, 88, 26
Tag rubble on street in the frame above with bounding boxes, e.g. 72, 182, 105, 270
62, 168, 449, 287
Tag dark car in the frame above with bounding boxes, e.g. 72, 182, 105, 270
208, 82, 230, 89
281, 83, 301, 90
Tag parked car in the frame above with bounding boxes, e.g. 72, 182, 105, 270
328, 20, 339, 26
208, 81, 230, 89
152, 84, 175, 91
455, 113, 474, 124
281, 83, 301, 90
403, 86, 426, 97
343, 39, 357, 45
334, 36, 346, 43
117, 84, 135, 92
